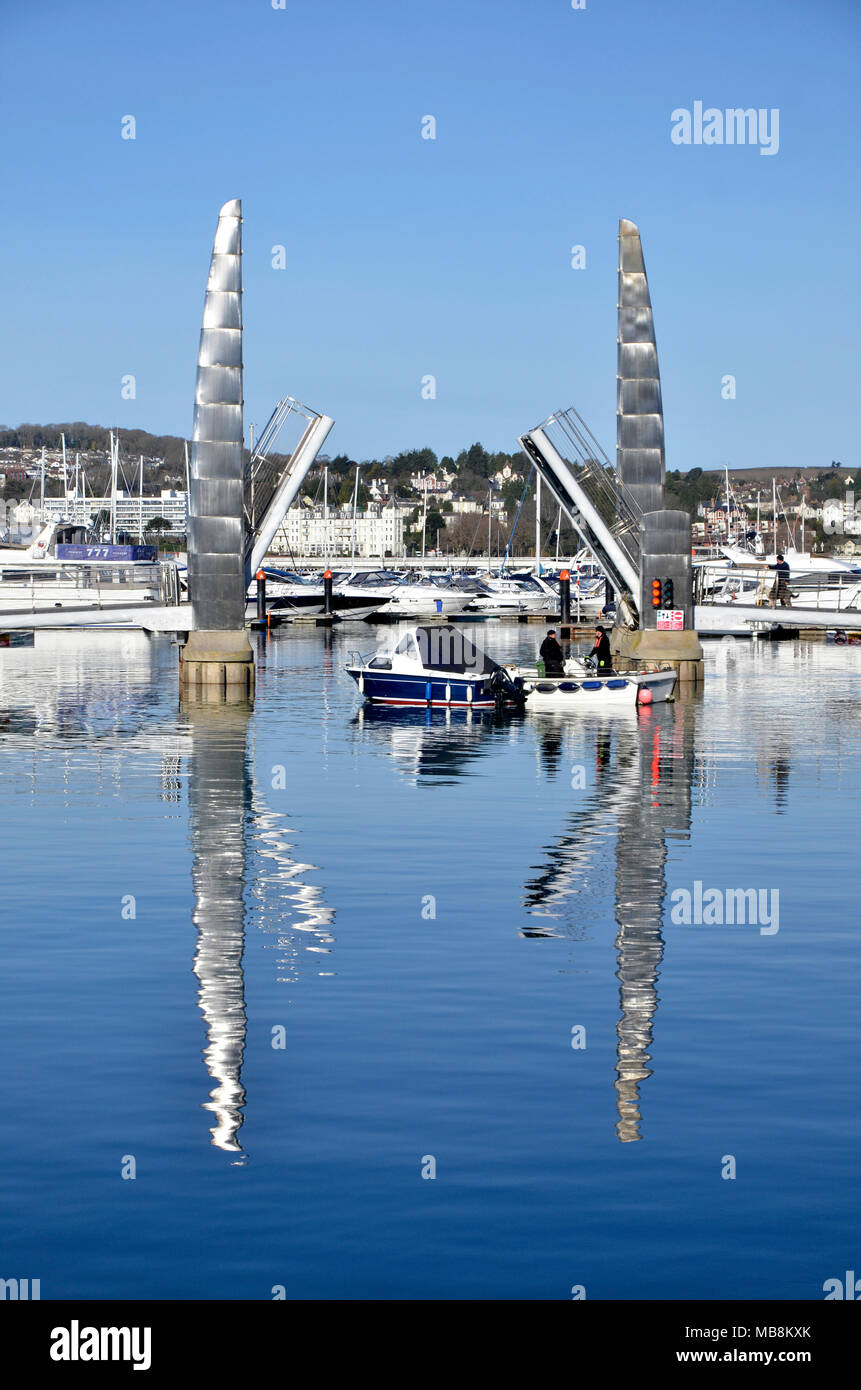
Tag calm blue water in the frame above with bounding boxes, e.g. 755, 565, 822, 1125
0, 624, 859, 1300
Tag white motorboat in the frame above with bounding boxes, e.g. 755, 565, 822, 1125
542, 563, 609, 618
0, 520, 179, 624
464, 573, 557, 614
248, 568, 394, 620
379, 575, 466, 617
506, 656, 676, 710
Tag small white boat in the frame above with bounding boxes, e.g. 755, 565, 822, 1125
523, 673, 639, 709
507, 656, 676, 710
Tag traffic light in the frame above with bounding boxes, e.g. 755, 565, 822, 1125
651, 578, 662, 609
662, 577, 674, 608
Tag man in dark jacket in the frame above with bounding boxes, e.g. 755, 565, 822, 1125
589, 625, 612, 672
539, 630, 565, 675
768, 553, 792, 608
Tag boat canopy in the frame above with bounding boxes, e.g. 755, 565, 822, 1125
410, 624, 501, 675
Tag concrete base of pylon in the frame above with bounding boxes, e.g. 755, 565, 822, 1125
179, 630, 255, 695
611, 627, 704, 685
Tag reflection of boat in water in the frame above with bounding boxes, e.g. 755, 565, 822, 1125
351, 702, 519, 785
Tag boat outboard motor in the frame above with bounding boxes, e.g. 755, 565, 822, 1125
489, 667, 526, 708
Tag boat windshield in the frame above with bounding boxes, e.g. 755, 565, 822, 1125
265, 569, 312, 585
394, 632, 420, 658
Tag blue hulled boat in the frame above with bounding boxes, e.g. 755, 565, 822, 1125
345, 624, 524, 709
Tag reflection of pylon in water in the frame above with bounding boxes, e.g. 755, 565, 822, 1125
613, 705, 689, 1143
614, 915, 664, 1144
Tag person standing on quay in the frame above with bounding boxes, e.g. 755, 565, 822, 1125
768, 553, 792, 608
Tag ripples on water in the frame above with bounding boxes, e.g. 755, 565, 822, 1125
0, 626, 859, 1298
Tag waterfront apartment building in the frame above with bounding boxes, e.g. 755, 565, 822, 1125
269, 504, 406, 558
38, 490, 188, 534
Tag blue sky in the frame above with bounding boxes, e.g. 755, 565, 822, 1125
1, 0, 858, 470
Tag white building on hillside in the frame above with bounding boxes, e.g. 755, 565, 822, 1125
40, 490, 188, 534
823, 491, 860, 536
269, 503, 405, 558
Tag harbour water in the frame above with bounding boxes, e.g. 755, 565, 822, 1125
0, 625, 859, 1300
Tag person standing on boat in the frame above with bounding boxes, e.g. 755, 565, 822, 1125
589, 625, 612, 673
767, 553, 792, 608
539, 629, 565, 676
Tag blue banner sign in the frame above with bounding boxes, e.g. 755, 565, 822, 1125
56, 544, 158, 562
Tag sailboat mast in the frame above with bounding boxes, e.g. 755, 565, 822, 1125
420, 472, 428, 560
535, 471, 541, 574
772, 477, 777, 554
323, 465, 329, 563
108, 430, 117, 543
139, 454, 144, 543
353, 464, 361, 563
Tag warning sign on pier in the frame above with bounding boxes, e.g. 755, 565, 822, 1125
656, 610, 684, 631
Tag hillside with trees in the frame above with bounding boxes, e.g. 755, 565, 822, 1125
1, 420, 854, 556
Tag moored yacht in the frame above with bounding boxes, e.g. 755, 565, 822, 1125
346, 623, 524, 707
463, 573, 557, 614
0, 519, 178, 624
248, 567, 394, 620
375, 574, 466, 617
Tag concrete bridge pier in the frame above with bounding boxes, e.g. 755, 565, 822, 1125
181, 630, 255, 693
612, 510, 705, 685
